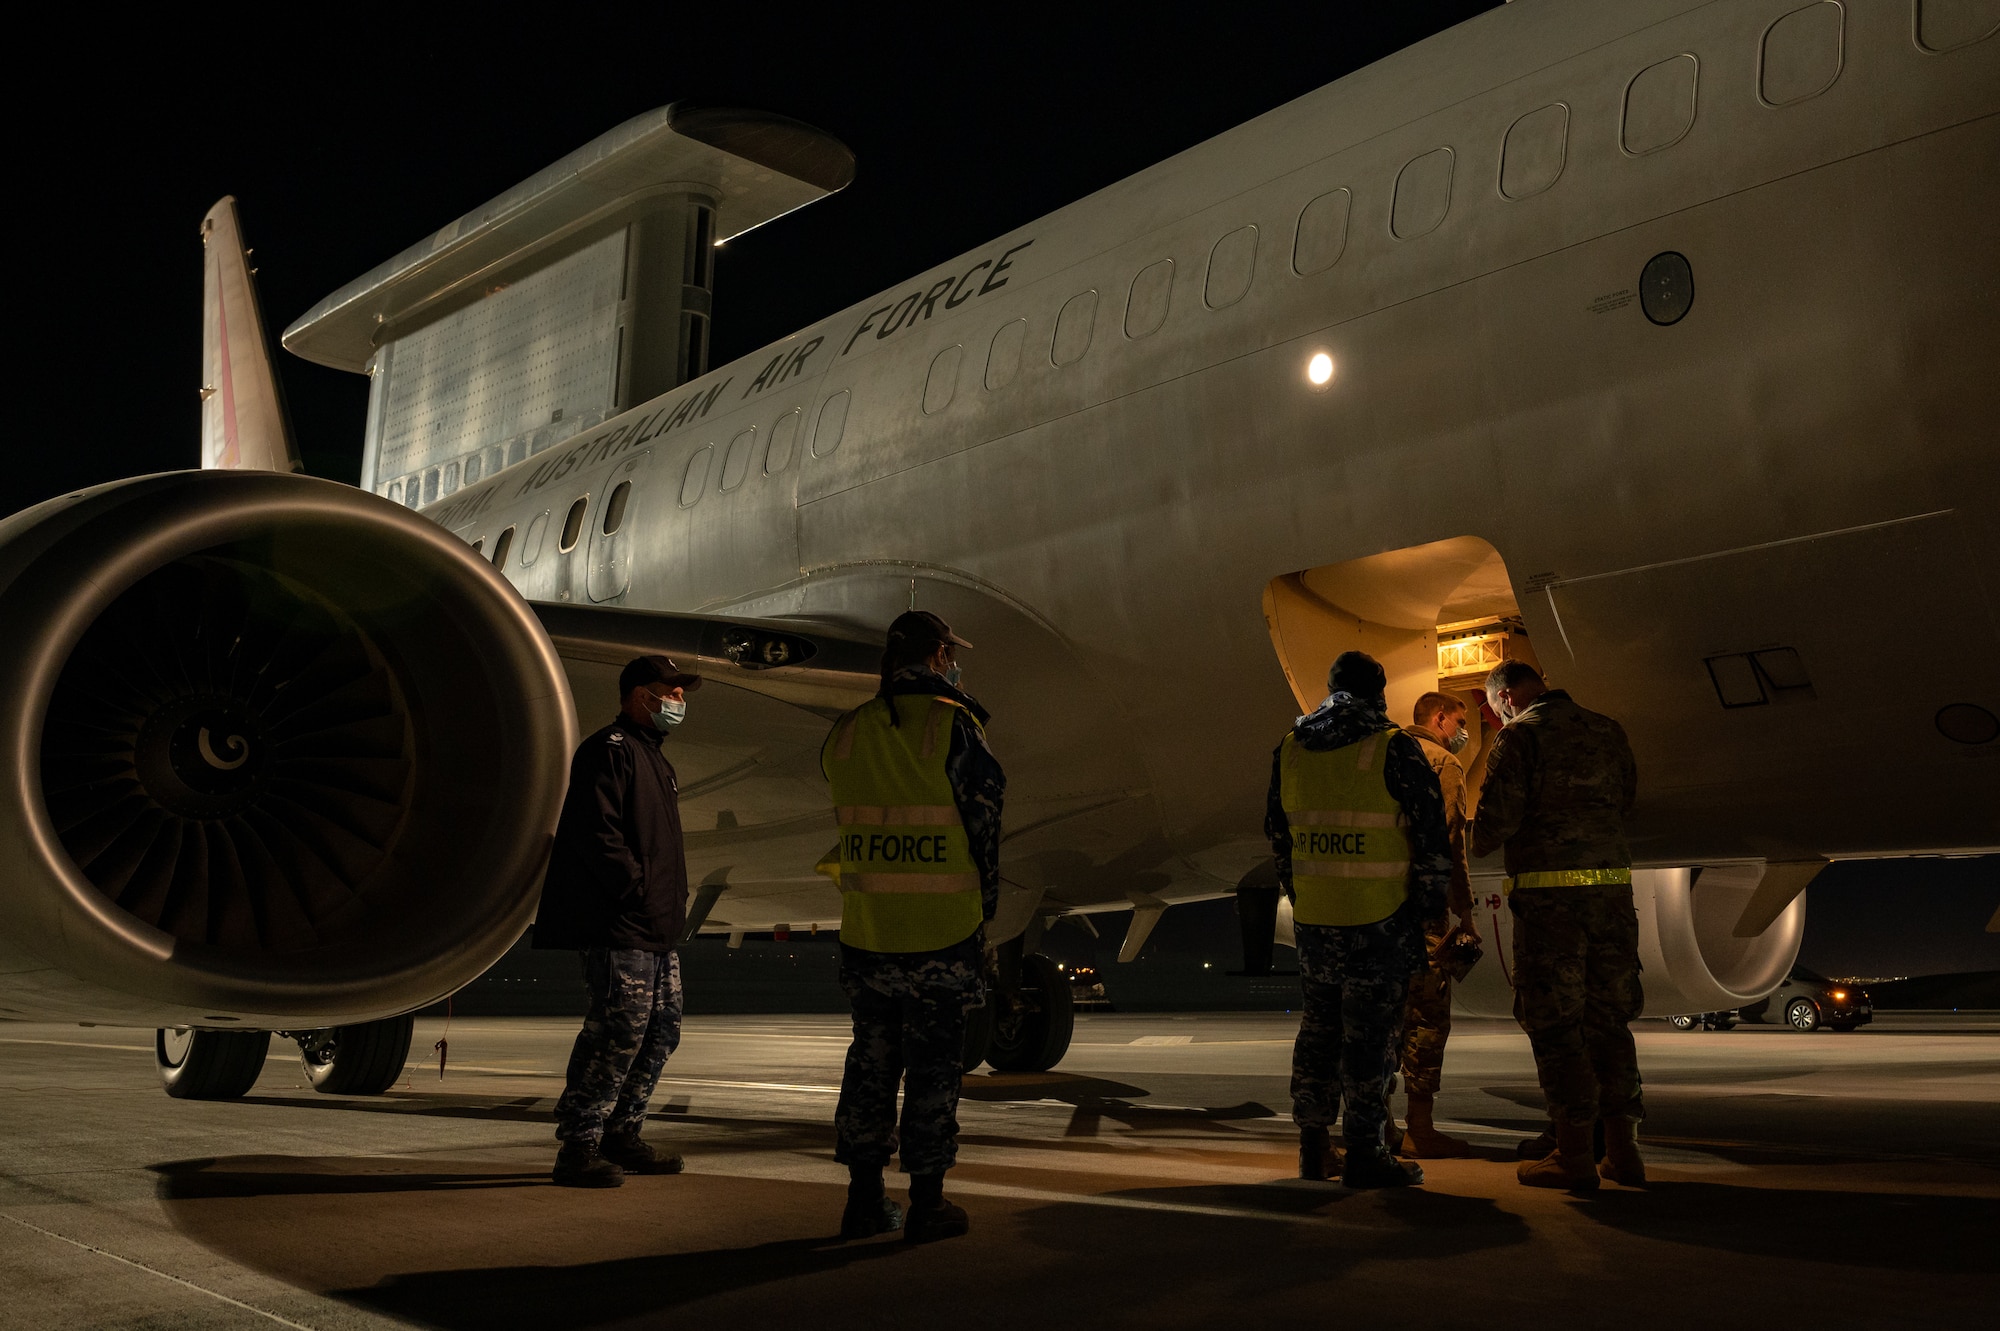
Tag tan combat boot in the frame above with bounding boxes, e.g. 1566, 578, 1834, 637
1403, 1092, 1473, 1158
1516, 1118, 1600, 1192
1599, 1117, 1647, 1186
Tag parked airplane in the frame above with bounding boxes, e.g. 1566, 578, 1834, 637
1, 0, 1994, 1096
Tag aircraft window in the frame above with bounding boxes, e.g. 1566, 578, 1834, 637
1125, 260, 1174, 339
1052, 291, 1097, 365
765, 410, 800, 475
1641, 252, 1695, 325
443, 461, 461, 496
924, 345, 962, 413
1936, 703, 2000, 745
387, 479, 403, 505
405, 480, 422, 510
423, 468, 441, 505
986, 319, 1026, 390
1392, 149, 1454, 239
1623, 54, 1698, 155
1705, 647, 1814, 709
559, 497, 589, 552
465, 452, 483, 486
471, 537, 483, 554
1501, 106, 1568, 200
602, 481, 632, 534
1760, 2, 1843, 106
521, 511, 548, 566
489, 445, 506, 478
1916, 0, 1998, 52
1205, 226, 1257, 308
508, 438, 529, 468
492, 526, 515, 568
719, 429, 757, 490
1292, 191, 1351, 275
810, 392, 850, 458
680, 446, 715, 505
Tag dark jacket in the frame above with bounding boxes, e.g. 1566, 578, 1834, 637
1470, 689, 1638, 876
1264, 691, 1453, 920
532, 716, 688, 952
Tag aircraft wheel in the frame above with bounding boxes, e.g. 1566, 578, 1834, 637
157, 1027, 271, 1100
986, 954, 1074, 1072
1786, 998, 1821, 1032
962, 998, 994, 1073
299, 1015, 415, 1095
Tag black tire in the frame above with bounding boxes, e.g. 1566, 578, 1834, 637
986, 954, 1075, 1072
1711, 1015, 1738, 1031
1669, 1015, 1699, 1031
1785, 998, 1821, 1032
962, 998, 994, 1073
157, 1028, 271, 1100
1829, 1021, 1858, 1033
300, 1015, 415, 1095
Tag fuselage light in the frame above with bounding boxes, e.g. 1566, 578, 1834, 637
1306, 351, 1335, 387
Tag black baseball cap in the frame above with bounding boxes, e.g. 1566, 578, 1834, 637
619, 654, 703, 696
885, 610, 972, 652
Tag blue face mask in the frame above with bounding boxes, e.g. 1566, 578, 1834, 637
943, 663, 963, 688
1446, 727, 1471, 755
652, 697, 687, 729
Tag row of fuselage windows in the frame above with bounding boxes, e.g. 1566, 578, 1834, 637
461, 5, 1887, 545
473, 479, 635, 572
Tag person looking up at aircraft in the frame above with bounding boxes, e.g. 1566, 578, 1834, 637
533, 654, 702, 1188
820, 610, 1005, 1243
1472, 660, 1643, 1191
1391, 692, 1481, 1159
1267, 651, 1451, 1188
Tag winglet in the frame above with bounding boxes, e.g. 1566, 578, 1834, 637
200, 197, 300, 472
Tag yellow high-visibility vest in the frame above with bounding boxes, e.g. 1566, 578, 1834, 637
820, 694, 984, 953
1279, 726, 1412, 926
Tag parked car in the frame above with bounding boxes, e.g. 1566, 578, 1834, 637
1739, 965, 1873, 1031
1668, 966, 1872, 1033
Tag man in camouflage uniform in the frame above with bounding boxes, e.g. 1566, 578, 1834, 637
534, 655, 702, 1188
1471, 660, 1644, 1191
825, 611, 1005, 1242
1392, 691, 1481, 1158
1267, 652, 1452, 1188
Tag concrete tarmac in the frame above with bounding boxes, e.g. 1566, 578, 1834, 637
2, 1011, 1994, 1329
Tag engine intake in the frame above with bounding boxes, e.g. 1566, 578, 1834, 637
0, 471, 574, 1027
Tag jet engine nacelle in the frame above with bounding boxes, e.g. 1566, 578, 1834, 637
1453, 866, 1806, 1019
0, 471, 575, 1028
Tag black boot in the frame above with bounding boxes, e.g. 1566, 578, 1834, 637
904, 1172, 970, 1243
552, 1140, 624, 1189
840, 1165, 904, 1240
1343, 1145, 1424, 1189
1299, 1125, 1335, 1181
600, 1131, 684, 1175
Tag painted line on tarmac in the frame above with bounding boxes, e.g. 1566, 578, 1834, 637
0, 1212, 320, 1330
413, 1065, 844, 1096
0, 1038, 153, 1053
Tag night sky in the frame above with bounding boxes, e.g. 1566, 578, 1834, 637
16, 5, 1996, 977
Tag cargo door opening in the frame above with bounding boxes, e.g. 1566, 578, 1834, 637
1262, 535, 1541, 787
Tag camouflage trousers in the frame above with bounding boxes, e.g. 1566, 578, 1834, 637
554, 948, 684, 1146
1291, 912, 1424, 1148
1510, 883, 1645, 1125
1398, 917, 1454, 1096
835, 937, 982, 1177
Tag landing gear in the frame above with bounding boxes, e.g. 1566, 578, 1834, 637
983, 950, 1074, 1072
156, 1027, 271, 1099
294, 1015, 415, 1095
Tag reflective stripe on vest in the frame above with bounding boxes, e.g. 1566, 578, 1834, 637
1279, 727, 1411, 927
1505, 867, 1634, 894
821, 694, 984, 952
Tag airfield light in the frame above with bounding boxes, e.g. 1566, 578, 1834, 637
1306, 352, 1335, 388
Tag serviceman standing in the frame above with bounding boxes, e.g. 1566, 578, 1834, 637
1267, 651, 1452, 1188
822, 611, 1005, 1242
1391, 692, 1481, 1158
1471, 660, 1643, 1191
534, 655, 703, 1188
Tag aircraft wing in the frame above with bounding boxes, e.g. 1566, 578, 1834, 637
530, 601, 880, 716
